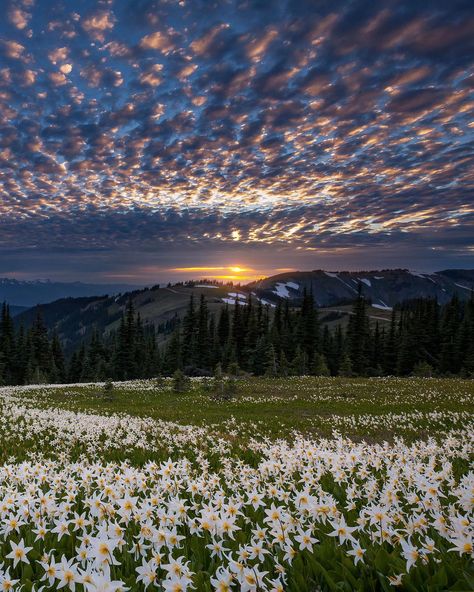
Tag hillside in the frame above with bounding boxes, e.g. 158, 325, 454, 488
250, 268, 474, 308
0, 278, 141, 307
15, 284, 233, 353
13, 268, 473, 353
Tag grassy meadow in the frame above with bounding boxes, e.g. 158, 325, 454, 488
0, 376, 472, 591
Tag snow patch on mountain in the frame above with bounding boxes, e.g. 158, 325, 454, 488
273, 282, 298, 298
195, 285, 219, 289
373, 303, 392, 311
221, 291, 248, 305
258, 298, 276, 307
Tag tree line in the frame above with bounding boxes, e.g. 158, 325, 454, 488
0, 289, 473, 385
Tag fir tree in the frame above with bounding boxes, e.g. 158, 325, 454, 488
313, 352, 330, 376
196, 295, 210, 369
338, 352, 353, 377
347, 284, 371, 375
181, 295, 197, 367
162, 328, 182, 375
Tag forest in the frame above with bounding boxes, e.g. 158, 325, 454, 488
0, 288, 473, 385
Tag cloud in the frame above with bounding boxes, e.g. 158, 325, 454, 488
139, 63, 163, 86
139, 30, 175, 54
8, 7, 31, 31
48, 47, 69, 64
0, 40, 26, 60
0, 0, 472, 280
190, 24, 230, 57
246, 28, 278, 63
81, 10, 115, 42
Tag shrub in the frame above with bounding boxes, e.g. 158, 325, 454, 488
313, 353, 330, 377
154, 375, 166, 389
172, 369, 191, 393
102, 379, 115, 400
412, 361, 433, 378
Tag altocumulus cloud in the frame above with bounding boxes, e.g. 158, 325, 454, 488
0, 0, 473, 279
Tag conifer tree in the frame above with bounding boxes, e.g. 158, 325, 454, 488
232, 298, 245, 365
181, 294, 197, 367
292, 344, 307, 375
313, 352, 330, 376
163, 328, 182, 375
264, 343, 278, 377
338, 351, 353, 377
51, 331, 66, 383
347, 284, 370, 375
217, 305, 230, 346
278, 350, 289, 377
196, 295, 210, 369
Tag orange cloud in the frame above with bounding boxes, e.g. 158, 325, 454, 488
82, 10, 115, 42
139, 31, 175, 54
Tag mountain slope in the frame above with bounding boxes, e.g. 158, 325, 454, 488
14, 269, 473, 353
15, 284, 232, 353
249, 269, 474, 308
0, 278, 141, 308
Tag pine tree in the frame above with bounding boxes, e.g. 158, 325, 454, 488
313, 352, 330, 376
0, 303, 16, 383
338, 351, 353, 377
115, 314, 128, 380
278, 350, 289, 377
252, 336, 268, 375
347, 285, 370, 375
124, 300, 137, 378
181, 295, 197, 367
298, 288, 320, 371
208, 315, 219, 369
292, 345, 307, 375
217, 305, 230, 347
163, 328, 182, 375
370, 322, 384, 375
384, 310, 398, 375
14, 324, 27, 384
51, 332, 66, 383
264, 343, 278, 377
439, 296, 462, 374
30, 310, 54, 382
232, 299, 245, 366
196, 295, 210, 369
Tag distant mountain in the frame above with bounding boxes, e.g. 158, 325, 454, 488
249, 268, 474, 308
13, 268, 473, 354
9, 305, 28, 317
0, 278, 142, 307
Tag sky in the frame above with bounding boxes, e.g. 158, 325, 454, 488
0, 0, 473, 285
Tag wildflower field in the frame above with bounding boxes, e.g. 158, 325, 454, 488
0, 377, 472, 591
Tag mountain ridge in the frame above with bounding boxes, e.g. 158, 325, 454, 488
0, 278, 143, 307
11, 268, 474, 354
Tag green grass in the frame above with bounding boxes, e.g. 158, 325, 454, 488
13, 375, 474, 442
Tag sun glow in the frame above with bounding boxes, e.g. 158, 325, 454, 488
170, 265, 263, 282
